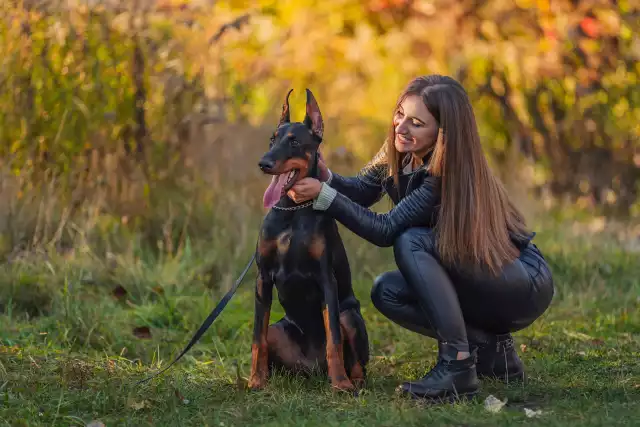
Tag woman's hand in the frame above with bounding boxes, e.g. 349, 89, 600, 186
288, 178, 323, 203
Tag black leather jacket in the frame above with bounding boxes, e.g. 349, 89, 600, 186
325, 151, 534, 249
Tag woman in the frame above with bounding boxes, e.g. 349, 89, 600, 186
288, 75, 554, 401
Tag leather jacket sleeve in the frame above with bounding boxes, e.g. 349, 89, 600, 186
329, 169, 385, 207
327, 148, 388, 207
325, 176, 441, 247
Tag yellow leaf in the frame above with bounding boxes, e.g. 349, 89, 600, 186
127, 398, 150, 411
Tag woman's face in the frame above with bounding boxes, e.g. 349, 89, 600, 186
393, 94, 439, 158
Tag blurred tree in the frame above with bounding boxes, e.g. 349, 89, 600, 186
0, 0, 637, 217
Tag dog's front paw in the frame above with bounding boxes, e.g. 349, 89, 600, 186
330, 376, 355, 392
349, 364, 366, 389
247, 375, 267, 391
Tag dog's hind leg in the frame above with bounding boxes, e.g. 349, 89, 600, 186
267, 319, 320, 376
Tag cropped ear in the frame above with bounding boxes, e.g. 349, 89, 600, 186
278, 89, 293, 126
303, 88, 324, 141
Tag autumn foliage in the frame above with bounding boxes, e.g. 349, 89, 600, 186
0, 0, 638, 254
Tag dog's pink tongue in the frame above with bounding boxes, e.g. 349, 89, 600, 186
263, 174, 286, 209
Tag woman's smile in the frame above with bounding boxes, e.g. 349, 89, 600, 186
396, 134, 413, 145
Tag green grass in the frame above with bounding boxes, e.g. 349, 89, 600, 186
0, 219, 638, 427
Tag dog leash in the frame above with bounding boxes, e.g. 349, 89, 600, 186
135, 241, 258, 386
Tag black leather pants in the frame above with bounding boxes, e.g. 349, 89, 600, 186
371, 228, 555, 353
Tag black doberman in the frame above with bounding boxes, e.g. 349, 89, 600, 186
249, 89, 369, 391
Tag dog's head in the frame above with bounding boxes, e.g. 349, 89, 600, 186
259, 88, 324, 209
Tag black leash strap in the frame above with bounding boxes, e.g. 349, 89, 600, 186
135, 250, 257, 386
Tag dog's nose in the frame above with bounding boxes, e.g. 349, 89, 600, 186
259, 159, 275, 171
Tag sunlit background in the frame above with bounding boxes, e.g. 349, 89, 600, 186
1, 1, 638, 249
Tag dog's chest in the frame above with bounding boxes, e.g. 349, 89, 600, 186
259, 218, 329, 299
268, 225, 326, 270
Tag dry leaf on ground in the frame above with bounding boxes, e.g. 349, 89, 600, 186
524, 408, 544, 417
484, 394, 507, 413
133, 326, 152, 339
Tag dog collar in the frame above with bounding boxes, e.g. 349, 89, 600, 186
272, 200, 313, 211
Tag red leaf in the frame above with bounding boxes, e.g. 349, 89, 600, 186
580, 17, 599, 38
543, 28, 557, 41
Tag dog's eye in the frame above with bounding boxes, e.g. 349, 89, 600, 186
269, 135, 276, 147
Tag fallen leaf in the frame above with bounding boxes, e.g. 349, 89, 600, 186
520, 344, 527, 352
128, 399, 149, 410
484, 394, 507, 413
577, 351, 587, 356
133, 326, 152, 339
174, 388, 189, 404
29, 356, 41, 368
112, 285, 128, 300
591, 339, 605, 346
524, 408, 543, 417
152, 286, 165, 295
86, 421, 106, 427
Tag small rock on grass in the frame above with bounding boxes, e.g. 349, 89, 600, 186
524, 408, 544, 418
484, 394, 507, 413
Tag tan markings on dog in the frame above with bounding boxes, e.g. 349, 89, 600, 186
281, 156, 309, 180
340, 313, 365, 386
256, 275, 264, 296
276, 230, 292, 254
309, 235, 325, 260
323, 306, 354, 391
287, 132, 294, 137
258, 238, 276, 257
248, 309, 271, 390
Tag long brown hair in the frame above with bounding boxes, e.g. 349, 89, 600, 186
384, 75, 530, 275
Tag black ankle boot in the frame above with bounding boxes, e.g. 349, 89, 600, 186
399, 344, 479, 402
470, 333, 526, 383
